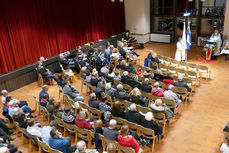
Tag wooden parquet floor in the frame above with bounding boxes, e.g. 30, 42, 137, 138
2, 42, 229, 153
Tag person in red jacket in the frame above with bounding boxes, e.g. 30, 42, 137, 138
151, 82, 164, 97
75, 111, 93, 130
117, 125, 141, 153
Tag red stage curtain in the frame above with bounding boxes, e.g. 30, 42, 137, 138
0, 0, 125, 74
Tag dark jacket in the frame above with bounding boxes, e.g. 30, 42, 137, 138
126, 67, 136, 74
175, 80, 191, 92
153, 73, 164, 82
138, 83, 152, 93
88, 100, 101, 109
130, 96, 147, 107
125, 111, 142, 124
91, 78, 99, 86
119, 47, 126, 58
115, 89, 130, 101
111, 108, 125, 118
121, 76, 133, 85
37, 66, 47, 78
140, 118, 163, 136
59, 58, 70, 70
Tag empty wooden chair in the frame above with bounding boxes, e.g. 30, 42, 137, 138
163, 57, 171, 65
159, 63, 167, 72
167, 65, 177, 75
188, 63, 197, 72
111, 116, 125, 128
170, 59, 179, 67
176, 68, 186, 77
179, 61, 187, 70
198, 65, 211, 79
152, 111, 167, 134
157, 54, 164, 63
123, 119, 140, 135
75, 126, 89, 143
186, 70, 200, 86
136, 105, 151, 114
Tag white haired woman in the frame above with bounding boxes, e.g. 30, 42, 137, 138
151, 99, 176, 119
130, 88, 148, 107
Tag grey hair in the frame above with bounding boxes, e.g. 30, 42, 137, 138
129, 104, 136, 111
105, 83, 112, 90
123, 71, 128, 76
43, 85, 48, 90
154, 82, 159, 87
109, 119, 117, 129
178, 75, 183, 81
78, 111, 86, 120
144, 78, 149, 83
117, 84, 123, 90
89, 93, 96, 101
76, 140, 86, 152
1, 90, 7, 94
168, 85, 174, 90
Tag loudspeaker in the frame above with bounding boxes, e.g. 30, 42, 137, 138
139, 43, 144, 49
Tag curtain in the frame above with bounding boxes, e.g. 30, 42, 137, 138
0, 0, 125, 74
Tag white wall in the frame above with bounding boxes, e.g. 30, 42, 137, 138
224, 0, 229, 37
124, 0, 150, 43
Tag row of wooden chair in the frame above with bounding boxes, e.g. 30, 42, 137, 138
157, 55, 211, 79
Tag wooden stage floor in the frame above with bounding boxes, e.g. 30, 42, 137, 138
2, 42, 229, 153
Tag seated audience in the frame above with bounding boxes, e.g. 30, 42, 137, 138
63, 81, 84, 102
126, 62, 136, 74
53, 102, 63, 118
59, 53, 78, 71
136, 68, 143, 76
37, 61, 58, 83
175, 76, 191, 92
113, 71, 121, 81
111, 101, 125, 118
75, 111, 92, 130
151, 99, 176, 119
105, 83, 117, 97
125, 104, 142, 124
143, 68, 154, 79
39, 85, 49, 102
1, 90, 8, 105
163, 85, 182, 106
40, 94, 49, 107
56, 74, 64, 88
141, 112, 163, 137
138, 78, 152, 93
100, 63, 109, 75
26, 118, 42, 138
88, 93, 101, 109
75, 140, 98, 153
106, 143, 117, 153
85, 72, 92, 83
99, 97, 111, 122
90, 74, 99, 87
117, 125, 141, 153
130, 88, 148, 107
80, 67, 88, 79
46, 97, 56, 119
163, 72, 175, 85
62, 106, 75, 124
151, 82, 164, 97
115, 84, 130, 101
151, 52, 160, 64
49, 128, 76, 153
41, 120, 57, 144
103, 119, 119, 141
97, 76, 105, 91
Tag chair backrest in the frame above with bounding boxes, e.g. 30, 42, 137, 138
119, 145, 135, 153
78, 101, 89, 110
198, 65, 208, 71
124, 120, 140, 134
53, 115, 64, 127
37, 138, 50, 152
140, 126, 155, 140
175, 86, 187, 95
111, 116, 124, 127
75, 126, 88, 140
65, 123, 75, 133
88, 106, 101, 120
49, 147, 62, 153
123, 100, 132, 110
136, 105, 151, 114
188, 63, 197, 71
159, 63, 167, 71
152, 111, 165, 121
179, 61, 187, 69
162, 98, 176, 108
123, 84, 132, 93
170, 59, 179, 67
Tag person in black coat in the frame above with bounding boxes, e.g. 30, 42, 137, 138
121, 71, 133, 85
138, 78, 152, 93
114, 84, 130, 101
141, 112, 163, 136
130, 88, 148, 107
90, 74, 99, 87
125, 104, 142, 124
119, 47, 126, 59
175, 76, 191, 92
125, 63, 136, 74
111, 101, 125, 118
37, 61, 58, 83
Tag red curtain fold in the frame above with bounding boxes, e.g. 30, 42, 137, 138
0, 0, 125, 74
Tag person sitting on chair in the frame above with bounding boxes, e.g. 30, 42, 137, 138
63, 81, 84, 102
163, 85, 182, 106
37, 61, 58, 83
151, 82, 164, 97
